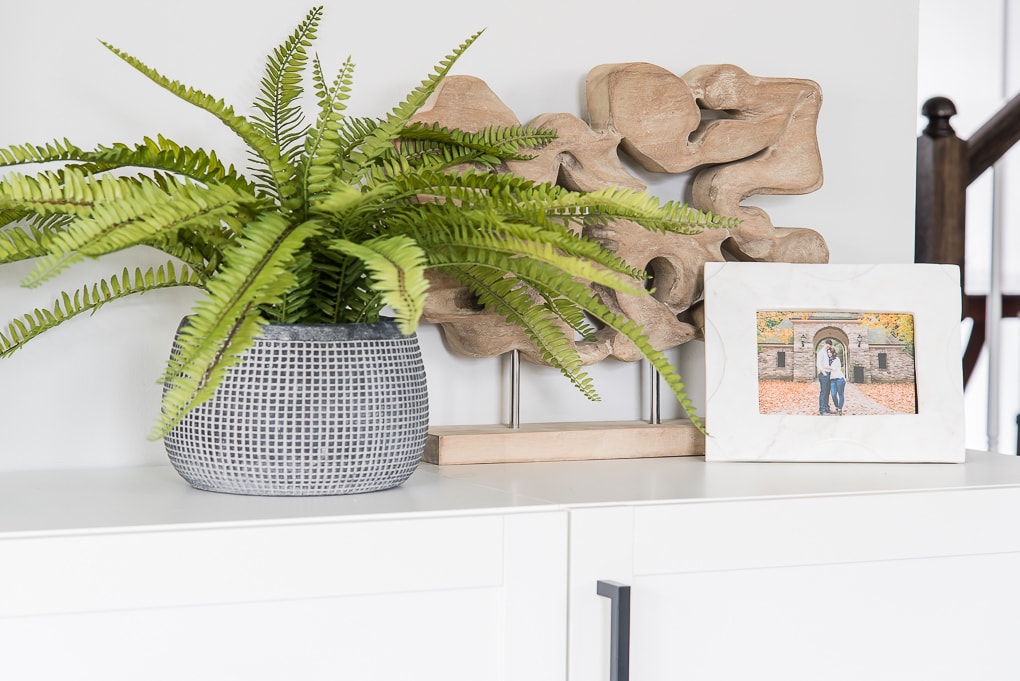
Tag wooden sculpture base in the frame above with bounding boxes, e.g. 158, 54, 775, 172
424, 419, 705, 465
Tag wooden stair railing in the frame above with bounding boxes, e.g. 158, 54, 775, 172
916, 95, 1020, 385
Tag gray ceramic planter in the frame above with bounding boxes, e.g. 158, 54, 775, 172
163, 319, 429, 496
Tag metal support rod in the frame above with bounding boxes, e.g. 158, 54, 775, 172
509, 348, 521, 430
596, 580, 631, 681
648, 361, 661, 425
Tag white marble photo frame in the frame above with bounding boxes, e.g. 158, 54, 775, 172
703, 262, 965, 463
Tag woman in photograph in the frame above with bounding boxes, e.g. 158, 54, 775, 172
827, 346, 847, 415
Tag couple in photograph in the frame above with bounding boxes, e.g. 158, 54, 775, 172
817, 339, 847, 415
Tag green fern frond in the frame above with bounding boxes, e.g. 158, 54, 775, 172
303, 247, 373, 325
0, 139, 86, 168
252, 6, 319, 173
379, 190, 648, 282
16, 178, 253, 287
100, 41, 293, 204
434, 250, 705, 430
155, 215, 321, 439
152, 223, 236, 282
76, 181, 256, 257
399, 122, 556, 165
416, 217, 648, 296
0, 219, 55, 263
398, 168, 735, 236
581, 186, 739, 234
0, 168, 161, 228
545, 296, 598, 342
330, 235, 429, 335
86, 136, 255, 192
450, 263, 599, 400
0, 135, 254, 195
0, 261, 203, 358
594, 309, 704, 431
266, 249, 316, 324
352, 30, 485, 166
529, 272, 703, 430
303, 55, 355, 199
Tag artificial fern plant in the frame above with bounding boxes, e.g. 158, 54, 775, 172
0, 6, 734, 440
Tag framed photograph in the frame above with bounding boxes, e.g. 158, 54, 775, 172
703, 262, 965, 463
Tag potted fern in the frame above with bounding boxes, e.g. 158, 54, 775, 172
0, 6, 732, 495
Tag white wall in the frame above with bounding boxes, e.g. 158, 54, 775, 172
0, 0, 921, 470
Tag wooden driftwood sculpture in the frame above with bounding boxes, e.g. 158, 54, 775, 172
416, 63, 828, 464
413, 64, 828, 366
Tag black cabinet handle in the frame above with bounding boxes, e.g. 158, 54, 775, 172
596, 580, 631, 681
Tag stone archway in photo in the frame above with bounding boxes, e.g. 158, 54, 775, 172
811, 326, 849, 380
760, 313, 914, 385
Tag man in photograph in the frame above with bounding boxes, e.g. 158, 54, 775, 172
817, 339, 833, 415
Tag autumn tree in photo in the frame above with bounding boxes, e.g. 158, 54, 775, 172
757, 311, 794, 344
862, 313, 915, 355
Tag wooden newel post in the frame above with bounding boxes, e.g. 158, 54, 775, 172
915, 96, 967, 282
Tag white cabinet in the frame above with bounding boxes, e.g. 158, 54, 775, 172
569, 492, 1020, 680
0, 467, 567, 681
441, 451, 1020, 681
4, 452, 1020, 680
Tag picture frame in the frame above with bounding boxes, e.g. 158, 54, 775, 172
703, 262, 965, 463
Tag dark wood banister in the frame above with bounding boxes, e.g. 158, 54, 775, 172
968, 92, 1020, 184
916, 95, 1020, 385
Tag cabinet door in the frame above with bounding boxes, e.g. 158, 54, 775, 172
570, 489, 1020, 681
0, 511, 566, 681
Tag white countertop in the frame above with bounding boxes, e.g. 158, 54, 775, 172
2, 450, 1017, 537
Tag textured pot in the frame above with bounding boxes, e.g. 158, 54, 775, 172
163, 319, 429, 496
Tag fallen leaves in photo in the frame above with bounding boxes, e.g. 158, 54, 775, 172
758, 380, 917, 415
758, 380, 819, 415
854, 382, 917, 414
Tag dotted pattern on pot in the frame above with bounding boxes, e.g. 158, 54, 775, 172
163, 330, 429, 496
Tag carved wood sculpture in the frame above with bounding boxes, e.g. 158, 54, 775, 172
415, 64, 828, 464
414, 64, 827, 365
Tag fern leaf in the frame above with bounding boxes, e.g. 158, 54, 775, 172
76, 181, 256, 256
85, 136, 256, 193
302, 54, 356, 199
443, 263, 599, 400
0, 169, 115, 217
0, 261, 203, 358
488, 258, 705, 430
399, 168, 736, 236
378, 195, 648, 286
154, 214, 321, 439
251, 6, 319, 174
305, 246, 374, 325
99, 41, 294, 204
330, 235, 429, 334
352, 31, 485, 166
14, 177, 253, 287
0, 139, 86, 168
265, 249, 316, 324
0, 218, 55, 263
415, 213, 648, 295
596, 309, 704, 432
152, 223, 234, 282
398, 122, 557, 167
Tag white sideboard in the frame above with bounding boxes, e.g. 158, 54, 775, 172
3, 451, 1020, 680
